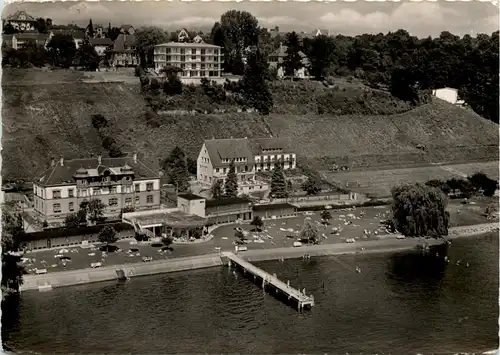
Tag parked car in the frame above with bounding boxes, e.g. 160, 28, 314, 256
142, 256, 153, 262
293, 241, 303, 247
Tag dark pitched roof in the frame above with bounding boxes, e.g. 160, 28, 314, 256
178, 193, 205, 201
51, 30, 86, 39
120, 25, 134, 31
89, 38, 113, 46
6, 10, 36, 22
249, 138, 290, 154
204, 138, 254, 167
113, 34, 136, 52
253, 203, 297, 212
269, 45, 309, 65
205, 197, 252, 208
36, 156, 159, 186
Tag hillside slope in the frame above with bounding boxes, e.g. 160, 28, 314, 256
265, 99, 499, 170
3, 72, 498, 181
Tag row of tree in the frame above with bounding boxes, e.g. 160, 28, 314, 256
2, 34, 101, 70
425, 172, 498, 198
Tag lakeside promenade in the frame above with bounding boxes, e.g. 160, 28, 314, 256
20, 222, 498, 291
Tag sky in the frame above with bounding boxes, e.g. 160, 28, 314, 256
3, 1, 499, 38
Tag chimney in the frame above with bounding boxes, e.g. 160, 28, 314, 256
133, 152, 138, 163
97, 154, 102, 165
50, 157, 55, 167
59, 157, 64, 167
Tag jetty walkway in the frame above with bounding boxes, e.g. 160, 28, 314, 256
223, 252, 315, 311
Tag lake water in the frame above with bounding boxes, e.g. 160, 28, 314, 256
3, 234, 499, 354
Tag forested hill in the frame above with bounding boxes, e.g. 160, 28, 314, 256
2, 69, 498, 181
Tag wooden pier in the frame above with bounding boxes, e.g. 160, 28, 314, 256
224, 252, 315, 311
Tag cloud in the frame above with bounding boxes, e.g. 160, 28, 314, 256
169, 16, 219, 28
319, 3, 468, 36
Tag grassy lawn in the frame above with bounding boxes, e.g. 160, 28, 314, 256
323, 161, 499, 197
21, 199, 492, 274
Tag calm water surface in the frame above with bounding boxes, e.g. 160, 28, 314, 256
3, 234, 499, 354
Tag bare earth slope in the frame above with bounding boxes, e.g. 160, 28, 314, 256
2, 69, 498, 182
266, 100, 499, 170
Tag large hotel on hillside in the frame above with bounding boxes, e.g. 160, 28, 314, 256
33, 154, 161, 226
153, 28, 223, 78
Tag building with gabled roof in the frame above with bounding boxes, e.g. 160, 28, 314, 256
268, 43, 310, 78
109, 33, 138, 67
197, 137, 296, 195
120, 24, 135, 35
2, 33, 50, 50
4, 10, 37, 32
89, 37, 113, 56
33, 153, 161, 226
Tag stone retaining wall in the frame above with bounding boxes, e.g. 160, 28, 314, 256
21, 254, 223, 291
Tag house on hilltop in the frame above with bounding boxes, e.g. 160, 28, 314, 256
33, 153, 161, 227
196, 137, 296, 195
89, 37, 113, 56
432, 87, 466, 106
4, 10, 37, 32
268, 43, 310, 78
2, 33, 50, 50
120, 24, 135, 35
109, 33, 139, 67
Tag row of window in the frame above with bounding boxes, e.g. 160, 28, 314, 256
221, 157, 247, 163
51, 195, 155, 213
155, 48, 221, 55
39, 182, 155, 200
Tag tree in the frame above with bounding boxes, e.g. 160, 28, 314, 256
63, 213, 85, 228
161, 66, 183, 95
80, 199, 106, 225
162, 235, 174, 247
46, 34, 77, 68
241, 49, 273, 115
2, 211, 26, 296
391, 183, 450, 239
307, 35, 336, 80
282, 31, 303, 78
163, 146, 189, 192
35, 18, 49, 34
270, 162, 288, 198
251, 216, 264, 231
107, 26, 121, 41
76, 40, 100, 70
3, 23, 18, 35
302, 177, 322, 195
468, 172, 498, 197
320, 210, 332, 224
390, 66, 420, 104
235, 229, 245, 242
87, 19, 94, 38
224, 160, 238, 198
300, 222, 320, 244
120, 206, 135, 218
211, 179, 223, 199
135, 27, 168, 67
214, 10, 259, 74
98, 226, 118, 246
287, 180, 293, 195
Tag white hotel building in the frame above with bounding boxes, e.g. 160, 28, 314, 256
153, 42, 224, 78
197, 138, 297, 195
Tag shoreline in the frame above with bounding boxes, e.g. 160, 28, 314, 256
20, 223, 498, 292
